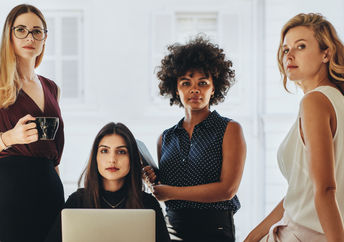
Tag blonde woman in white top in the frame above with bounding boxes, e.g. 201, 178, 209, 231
245, 13, 344, 242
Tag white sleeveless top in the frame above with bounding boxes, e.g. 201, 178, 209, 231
277, 85, 344, 233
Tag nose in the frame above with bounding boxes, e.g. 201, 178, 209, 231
110, 152, 117, 163
189, 84, 200, 94
285, 49, 294, 60
26, 33, 35, 42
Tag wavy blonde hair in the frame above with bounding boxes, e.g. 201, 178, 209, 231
0, 4, 47, 108
277, 13, 344, 92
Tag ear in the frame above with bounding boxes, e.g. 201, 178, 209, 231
43, 33, 48, 43
322, 48, 330, 63
176, 91, 179, 96
211, 88, 215, 95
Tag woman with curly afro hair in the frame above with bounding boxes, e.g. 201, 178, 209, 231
143, 36, 246, 242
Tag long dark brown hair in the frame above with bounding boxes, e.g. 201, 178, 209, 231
78, 122, 144, 208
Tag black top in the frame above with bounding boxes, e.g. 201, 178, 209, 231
45, 187, 171, 242
159, 110, 240, 212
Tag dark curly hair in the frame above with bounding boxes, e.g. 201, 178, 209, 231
157, 36, 235, 106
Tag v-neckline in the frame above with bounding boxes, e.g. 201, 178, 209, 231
21, 75, 46, 114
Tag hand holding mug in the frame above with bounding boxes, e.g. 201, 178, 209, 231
30, 117, 59, 140
2, 114, 38, 146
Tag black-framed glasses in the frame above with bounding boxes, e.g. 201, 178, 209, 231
12, 26, 47, 41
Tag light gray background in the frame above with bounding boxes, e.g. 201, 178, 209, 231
1, 0, 343, 240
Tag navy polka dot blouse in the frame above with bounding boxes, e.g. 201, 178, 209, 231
159, 110, 240, 213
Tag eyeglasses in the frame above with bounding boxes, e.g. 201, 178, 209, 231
12, 26, 47, 41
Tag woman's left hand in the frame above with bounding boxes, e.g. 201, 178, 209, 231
152, 184, 174, 201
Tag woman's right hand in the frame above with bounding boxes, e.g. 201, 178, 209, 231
2, 114, 38, 146
142, 165, 158, 184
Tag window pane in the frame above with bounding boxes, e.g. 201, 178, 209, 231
176, 17, 194, 32
197, 17, 217, 32
62, 60, 78, 98
44, 18, 55, 55
62, 17, 78, 55
37, 59, 56, 81
176, 12, 217, 43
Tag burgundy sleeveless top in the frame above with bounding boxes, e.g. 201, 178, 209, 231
0, 75, 64, 166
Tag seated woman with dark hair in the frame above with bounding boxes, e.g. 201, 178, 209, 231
47, 122, 170, 242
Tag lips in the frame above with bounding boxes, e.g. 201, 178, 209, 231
189, 96, 201, 102
287, 65, 298, 69
106, 167, 119, 172
23, 46, 35, 49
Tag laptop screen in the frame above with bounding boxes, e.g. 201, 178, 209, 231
61, 209, 155, 242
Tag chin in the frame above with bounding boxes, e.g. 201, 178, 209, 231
288, 77, 302, 83
286, 74, 298, 81
18, 54, 39, 60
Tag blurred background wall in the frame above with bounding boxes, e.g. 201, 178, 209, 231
1, 0, 343, 239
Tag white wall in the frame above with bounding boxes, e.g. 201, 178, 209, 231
1, 0, 344, 240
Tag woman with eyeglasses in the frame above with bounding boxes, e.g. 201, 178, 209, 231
0, 4, 64, 242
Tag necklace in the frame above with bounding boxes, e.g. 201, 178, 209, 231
102, 196, 125, 208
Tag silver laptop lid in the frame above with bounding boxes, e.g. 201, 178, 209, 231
62, 209, 155, 242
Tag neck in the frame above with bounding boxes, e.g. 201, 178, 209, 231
183, 107, 211, 130
103, 179, 125, 192
299, 66, 332, 94
17, 57, 36, 83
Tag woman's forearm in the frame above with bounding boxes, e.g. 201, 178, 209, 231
168, 181, 238, 203
1, 130, 11, 144
245, 199, 285, 242
314, 190, 344, 242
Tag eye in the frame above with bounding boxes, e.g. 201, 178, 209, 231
282, 48, 289, 54
116, 149, 127, 155
199, 81, 208, 86
15, 27, 26, 33
32, 29, 42, 35
181, 81, 190, 86
297, 44, 306, 50
99, 148, 108, 154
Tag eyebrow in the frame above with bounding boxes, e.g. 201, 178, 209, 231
98, 144, 128, 149
178, 74, 209, 80
283, 38, 307, 48
14, 24, 44, 29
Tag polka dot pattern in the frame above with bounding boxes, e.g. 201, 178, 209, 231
159, 110, 240, 213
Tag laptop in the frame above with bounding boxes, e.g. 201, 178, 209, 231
61, 209, 155, 242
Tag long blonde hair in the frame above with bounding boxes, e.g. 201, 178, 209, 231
0, 4, 47, 108
277, 13, 344, 92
